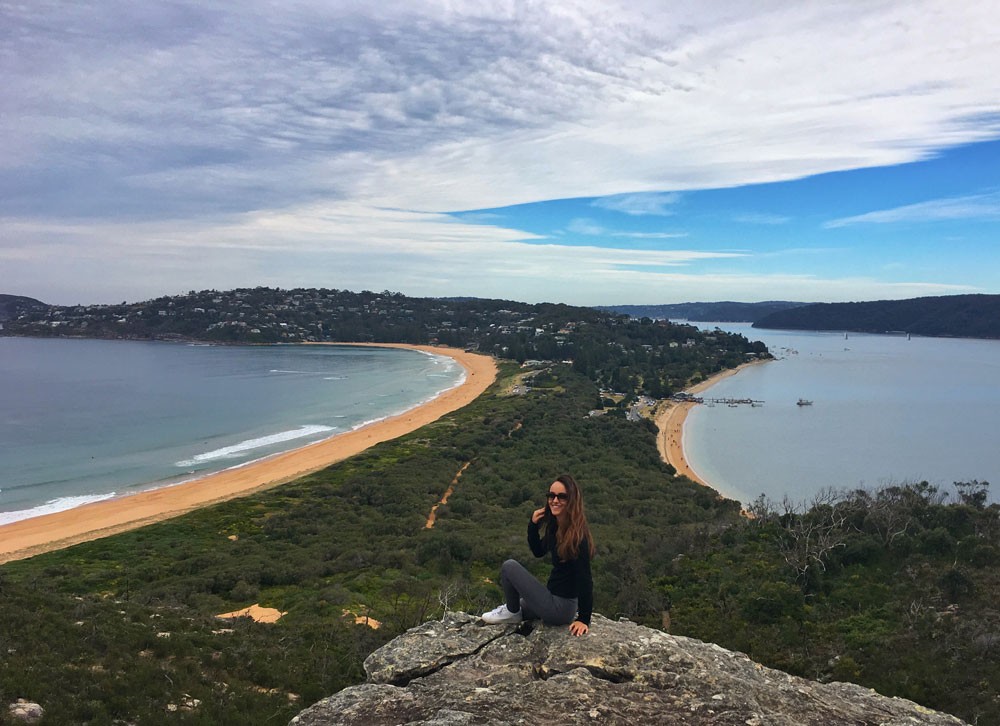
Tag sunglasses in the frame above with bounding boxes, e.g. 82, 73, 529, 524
546, 492, 569, 502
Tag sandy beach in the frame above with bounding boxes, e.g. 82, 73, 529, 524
0, 343, 497, 564
654, 360, 770, 490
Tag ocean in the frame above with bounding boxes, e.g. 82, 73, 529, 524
0, 338, 465, 525
682, 323, 1000, 507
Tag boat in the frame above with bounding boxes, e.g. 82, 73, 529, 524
796, 398, 813, 406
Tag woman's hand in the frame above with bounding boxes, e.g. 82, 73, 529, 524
531, 507, 547, 524
568, 620, 589, 636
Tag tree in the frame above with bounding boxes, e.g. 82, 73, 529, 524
954, 480, 990, 510
776, 489, 848, 586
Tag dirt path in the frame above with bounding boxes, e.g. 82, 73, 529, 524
423, 420, 522, 530
425, 461, 471, 529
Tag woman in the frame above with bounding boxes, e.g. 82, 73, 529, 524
482, 474, 595, 636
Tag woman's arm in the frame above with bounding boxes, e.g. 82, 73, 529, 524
569, 538, 593, 636
527, 509, 548, 558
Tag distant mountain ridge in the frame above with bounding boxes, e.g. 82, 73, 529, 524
599, 301, 807, 322
754, 294, 1000, 339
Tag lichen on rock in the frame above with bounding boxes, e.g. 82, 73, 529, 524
290, 612, 969, 726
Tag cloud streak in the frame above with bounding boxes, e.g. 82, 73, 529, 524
567, 218, 688, 239
592, 193, 682, 216
4, 207, 969, 306
2, 0, 999, 303
824, 191, 1000, 227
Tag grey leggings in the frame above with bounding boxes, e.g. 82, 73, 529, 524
501, 559, 578, 625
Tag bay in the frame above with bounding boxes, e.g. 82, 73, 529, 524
682, 323, 1000, 506
0, 338, 463, 524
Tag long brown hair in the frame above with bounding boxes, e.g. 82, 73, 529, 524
545, 474, 596, 561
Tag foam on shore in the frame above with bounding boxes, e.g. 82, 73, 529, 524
0, 493, 118, 526
0, 344, 497, 564
175, 425, 336, 467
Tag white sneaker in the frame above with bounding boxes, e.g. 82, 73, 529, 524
481, 604, 523, 624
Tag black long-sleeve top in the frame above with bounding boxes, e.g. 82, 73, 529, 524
527, 519, 593, 626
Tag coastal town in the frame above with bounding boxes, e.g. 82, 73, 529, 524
1, 287, 769, 403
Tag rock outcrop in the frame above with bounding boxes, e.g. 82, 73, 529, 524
7, 700, 45, 724
291, 612, 968, 726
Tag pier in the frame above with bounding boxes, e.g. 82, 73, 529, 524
670, 394, 764, 407
704, 397, 765, 407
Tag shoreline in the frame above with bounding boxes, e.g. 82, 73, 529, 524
654, 359, 771, 498
0, 343, 498, 564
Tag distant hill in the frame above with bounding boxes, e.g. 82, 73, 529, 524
599, 301, 807, 323
0, 294, 48, 322
754, 294, 1000, 339
1, 286, 768, 399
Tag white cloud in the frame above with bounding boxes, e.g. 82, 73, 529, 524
824, 191, 1000, 227
3, 204, 972, 307
567, 218, 607, 236
3, 0, 999, 303
568, 218, 687, 239
592, 193, 682, 216
7, 1, 1000, 217
0, 201, 740, 305
614, 231, 689, 239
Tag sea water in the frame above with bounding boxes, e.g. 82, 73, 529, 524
0, 338, 464, 524
682, 323, 1000, 506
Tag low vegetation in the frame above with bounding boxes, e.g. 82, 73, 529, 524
663, 481, 1000, 725
0, 363, 738, 724
2, 360, 998, 724
3, 291, 997, 724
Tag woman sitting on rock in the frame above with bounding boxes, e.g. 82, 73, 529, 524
481, 474, 594, 636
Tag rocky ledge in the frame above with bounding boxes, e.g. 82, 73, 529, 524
290, 612, 968, 725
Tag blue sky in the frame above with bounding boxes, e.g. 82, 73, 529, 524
2, 1, 1000, 306
454, 139, 1000, 301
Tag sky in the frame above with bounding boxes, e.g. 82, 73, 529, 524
2, 1, 1000, 307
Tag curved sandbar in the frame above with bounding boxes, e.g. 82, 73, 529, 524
0, 344, 497, 564
654, 360, 770, 491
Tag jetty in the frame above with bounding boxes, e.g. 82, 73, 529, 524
706, 397, 765, 407
670, 393, 764, 407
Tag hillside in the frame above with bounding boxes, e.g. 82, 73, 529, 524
3, 289, 998, 723
0, 361, 748, 723
600, 300, 806, 322
0, 294, 47, 322
754, 294, 1000, 338
0, 287, 769, 399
